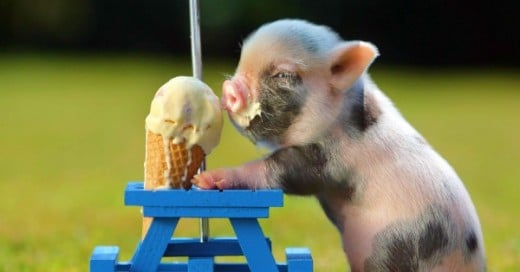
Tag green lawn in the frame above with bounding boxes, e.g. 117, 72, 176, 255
0, 53, 518, 271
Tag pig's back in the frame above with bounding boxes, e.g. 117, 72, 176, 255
334, 86, 485, 271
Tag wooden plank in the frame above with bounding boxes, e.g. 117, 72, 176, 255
115, 262, 290, 272
142, 207, 269, 218
125, 182, 283, 208
163, 237, 271, 257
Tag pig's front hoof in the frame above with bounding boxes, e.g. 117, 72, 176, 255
192, 170, 230, 190
192, 173, 217, 189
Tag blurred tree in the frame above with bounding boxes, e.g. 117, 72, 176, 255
1, 0, 92, 47
0, 0, 517, 66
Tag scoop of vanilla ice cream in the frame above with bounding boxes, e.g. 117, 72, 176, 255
145, 76, 223, 154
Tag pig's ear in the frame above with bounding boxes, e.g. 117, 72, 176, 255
328, 41, 379, 91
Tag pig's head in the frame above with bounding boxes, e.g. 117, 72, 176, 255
222, 19, 379, 149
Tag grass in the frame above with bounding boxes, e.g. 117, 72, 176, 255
0, 53, 518, 271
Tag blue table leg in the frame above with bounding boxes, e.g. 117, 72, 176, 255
286, 247, 313, 272
90, 246, 119, 272
130, 217, 179, 272
230, 218, 279, 272
188, 257, 214, 272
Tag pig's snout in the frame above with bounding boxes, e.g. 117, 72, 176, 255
222, 79, 247, 113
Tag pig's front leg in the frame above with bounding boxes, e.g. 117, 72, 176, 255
193, 144, 325, 194
192, 160, 269, 190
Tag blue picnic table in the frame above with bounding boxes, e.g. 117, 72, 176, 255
90, 182, 313, 272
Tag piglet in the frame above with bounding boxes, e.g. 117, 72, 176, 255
193, 19, 486, 271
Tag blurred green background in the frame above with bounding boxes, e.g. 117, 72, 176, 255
0, 1, 518, 272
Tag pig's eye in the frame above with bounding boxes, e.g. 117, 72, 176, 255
273, 72, 295, 79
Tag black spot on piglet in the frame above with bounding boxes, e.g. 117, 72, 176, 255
246, 67, 306, 145
384, 236, 419, 271
419, 221, 449, 259
344, 81, 381, 134
465, 231, 478, 253
364, 205, 453, 271
266, 143, 327, 195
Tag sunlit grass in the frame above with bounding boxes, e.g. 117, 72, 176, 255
0, 53, 518, 271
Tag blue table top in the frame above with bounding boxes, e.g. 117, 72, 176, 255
124, 182, 284, 208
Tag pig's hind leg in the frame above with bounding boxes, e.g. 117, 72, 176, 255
363, 204, 484, 272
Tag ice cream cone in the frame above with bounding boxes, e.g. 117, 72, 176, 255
141, 76, 223, 239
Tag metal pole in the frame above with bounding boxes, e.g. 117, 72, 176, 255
189, 0, 209, 243
189, 0, 202, 80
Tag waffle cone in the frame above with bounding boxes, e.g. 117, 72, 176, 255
145, 131, 205, 190
143, 131, 205, 238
